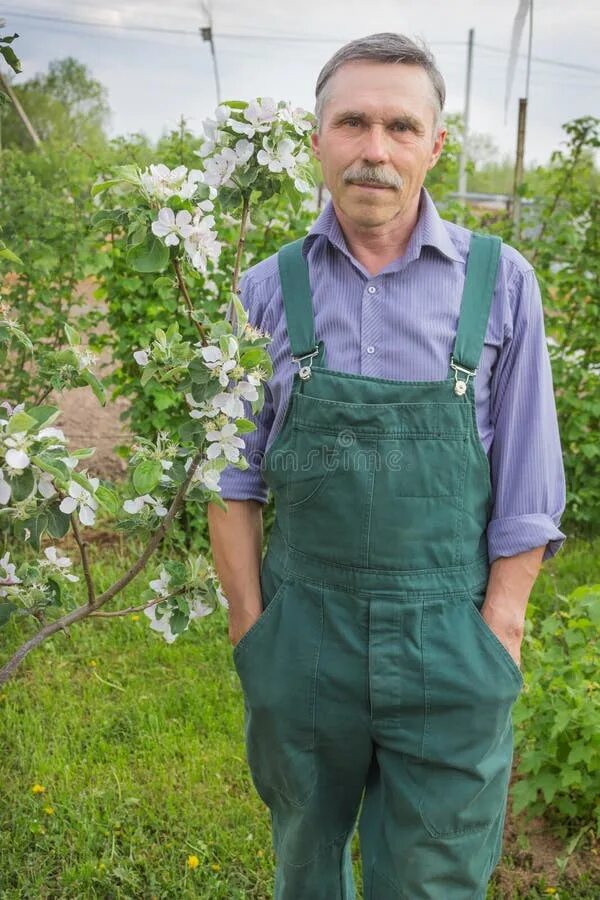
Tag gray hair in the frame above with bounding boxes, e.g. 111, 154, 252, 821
314, 33, 446, 133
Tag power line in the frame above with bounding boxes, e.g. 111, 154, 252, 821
4, 8, 600, 76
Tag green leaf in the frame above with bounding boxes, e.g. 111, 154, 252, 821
153, 276, 175, 291
0, 601, 17, 628
127, 234, 169, 273
91, 208, 128, 228
0, 43, 22, 74
234, 418, 256, 434
46, 504, 71, 539
70, 447, 96, 460
30, 455, 70, 487
15, 514, 48, 551
27, 406, 61, 429
132, 459, 162, 494
0, 243, 23, 265
239, 348, 264, 368
95, 485, 120, 516
510, 778, 537, 817
81, 369, 106, 405
91, 178, 124, 198
45, 576, 63, 607
63, 323, 80, 346
11, 468, 35, 502
7, 410, 38, 435
188, 358, 212, 384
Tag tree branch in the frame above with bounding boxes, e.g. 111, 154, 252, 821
0, 448, 204, 685
172, 258, 207, 344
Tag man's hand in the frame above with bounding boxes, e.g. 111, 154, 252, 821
229, 600, 263, 648
207, 498, 264, 650
480, 602, 525, 668
480, 544, 546, 669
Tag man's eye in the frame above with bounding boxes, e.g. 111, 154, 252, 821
344, 119, 361, 127
393, 122, 409, 132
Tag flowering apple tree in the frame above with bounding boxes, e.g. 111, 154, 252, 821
0, 97, 316, 683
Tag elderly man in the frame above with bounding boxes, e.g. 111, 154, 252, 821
208, 32, 566, 900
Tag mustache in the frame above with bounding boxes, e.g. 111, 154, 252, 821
343, 166, 403, 190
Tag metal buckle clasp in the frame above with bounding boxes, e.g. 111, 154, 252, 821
450, 356, 476, 396
291, 345, 320, 381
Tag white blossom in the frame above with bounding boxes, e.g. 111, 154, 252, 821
73, 347, 97, 372
58, 478, 99, 526
149, 567, 171, 597
202, 148, 238, 188
279, 103, 314, 134
40, 546, 79, 582
140, 164, 204, 202
123, 493, 168, 517
199, 338, 238, 387
0, 551, 21, 597
211, 379, 259, 418
0, 469, 11, 505
37, 472, 57, 499
234, 138, 254, 164
184, 457, 222, 492
189, 594, 213, 619
215, 585, 229, 609
230, 97, 278, 138
4, 436, 30, 471
181, 213, 221, 274
144, 600, 177, 643
185, 392, 220, 420
151, 208, 193, 247
133, 348, 150, 367
256, 136, 296, 174
205, 422, 245, 462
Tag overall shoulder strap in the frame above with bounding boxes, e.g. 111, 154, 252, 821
277, 237, 319, 359
451, 233, 502, 373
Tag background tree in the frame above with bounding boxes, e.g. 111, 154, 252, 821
0, 57, 110, 151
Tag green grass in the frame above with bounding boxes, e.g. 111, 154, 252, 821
0, 535, 598, 898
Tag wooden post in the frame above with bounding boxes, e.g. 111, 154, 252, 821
458, 28, 474, 205
512, 97, 527, 235
0, 70, 42, 148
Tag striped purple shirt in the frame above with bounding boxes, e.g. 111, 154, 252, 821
220, 186, 566, 563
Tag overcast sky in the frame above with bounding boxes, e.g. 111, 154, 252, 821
4, 1, 600, 168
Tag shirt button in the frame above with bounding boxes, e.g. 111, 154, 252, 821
367, 286, 377, 294
366, 346, 375, 354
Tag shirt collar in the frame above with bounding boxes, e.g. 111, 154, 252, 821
302, 186, 462, 269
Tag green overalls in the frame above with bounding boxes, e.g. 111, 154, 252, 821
232, 233, 524, 899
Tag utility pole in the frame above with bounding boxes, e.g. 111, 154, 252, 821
457, 28, 474, 206
0, 69, 41, 148
512, 0, 534, 235
200, 3, 221, 106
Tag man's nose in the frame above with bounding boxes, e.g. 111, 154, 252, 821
361, 125, 390, 164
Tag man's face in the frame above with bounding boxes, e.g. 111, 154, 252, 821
311, 60, 447, 228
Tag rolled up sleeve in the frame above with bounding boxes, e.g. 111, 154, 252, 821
487, 267, 566, 563
218, 275, 274, 504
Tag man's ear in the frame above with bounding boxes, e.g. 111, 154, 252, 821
428, 127, 447, 171
311, 130, 320, 161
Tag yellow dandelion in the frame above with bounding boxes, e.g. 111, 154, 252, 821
89, 659, 97, 667
131, 614, 140, 622
257, 849, 264, 858
211, 863, 221, 872
31, 784, 46, 794
544, 890, 558, 896
43, 806, 54, 815
187, 855, 199, 870
98, 862, 106, 871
